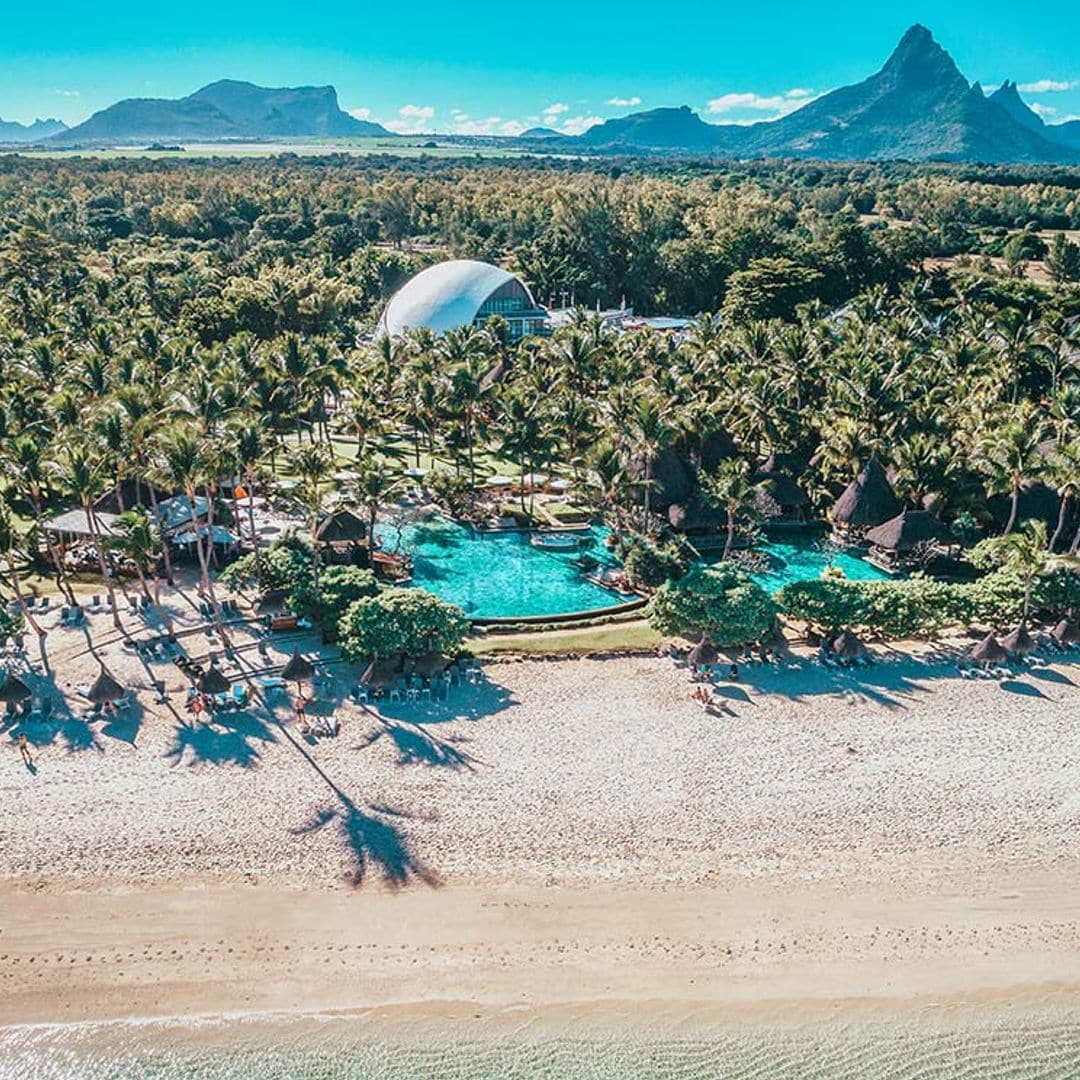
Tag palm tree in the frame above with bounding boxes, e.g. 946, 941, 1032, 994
627, 395, 673, 531
703, 458, 760, 561
152, 428, 225, 637
291, 442, 334, 598
50, 447, 122, 629
356, 456, 401, 547
0, 501, 47, 647
973, 405, 1047, 535
974, 520, 1050, 623
1047, 441, 1080, 554
110, 509, 176, 639
230, 421, 267, 587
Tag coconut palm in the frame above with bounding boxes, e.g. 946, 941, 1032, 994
973, 405, 1047, 535
972, 520, 1050, 623
110, 510, 176, 639
0, 501, 47, 647
702, 458, 760, 561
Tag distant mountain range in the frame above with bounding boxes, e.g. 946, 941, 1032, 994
0, 117, 68, 142
4, 27, 1080, 161
46, 80, 389, 144
569, 25, 1080, 162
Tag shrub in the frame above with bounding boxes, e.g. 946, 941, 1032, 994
620, 537, 688, 589
649, 563, 777, 646
338, 588, 470, 661
775, 578, 868, 632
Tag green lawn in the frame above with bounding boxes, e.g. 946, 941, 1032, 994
471, 619, 661, 656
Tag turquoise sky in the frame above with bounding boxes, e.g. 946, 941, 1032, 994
2, 2, 1079, 132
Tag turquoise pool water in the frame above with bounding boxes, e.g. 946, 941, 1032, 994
374, 517, 888, 619
374, 517, 624, 620
750, 541, 890, 594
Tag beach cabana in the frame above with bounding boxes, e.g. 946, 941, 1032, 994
87, 669, 125, 705
1051, 617, 1079, 647
0, 674, 32, 706
316, 508, 369, 566
1000, 624, 1036, 657
197, 666, 231, 695
864, 509, 953, 568
43, 508, 120, 542
830, 453, 901, 538
282, 650, 316, 686
970, 633, 1008, 668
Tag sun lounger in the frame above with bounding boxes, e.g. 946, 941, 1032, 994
259, 676, 286, 690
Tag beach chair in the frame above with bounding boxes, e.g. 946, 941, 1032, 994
129, 598, 140, 615
38, 597, 49, 613
232, 684, 249, 708
388, 684, 402, 703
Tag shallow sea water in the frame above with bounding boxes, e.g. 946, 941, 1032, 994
4, 1004, 1079, 1079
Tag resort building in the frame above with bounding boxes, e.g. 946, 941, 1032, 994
378, 259, 548, 341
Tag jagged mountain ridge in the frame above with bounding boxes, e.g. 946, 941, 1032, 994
576, 25, 1080, 162
0, 117, 68, 143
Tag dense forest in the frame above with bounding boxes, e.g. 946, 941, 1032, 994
1, 152, 1079, 641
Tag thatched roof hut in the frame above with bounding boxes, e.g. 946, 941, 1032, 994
87, 669, 125, 704
864, 510, 951, 553
281, 650, 316, 683
831, 453, 901, 529
0, 674, 32, 704
753, 475, 810, 518
626, 448, 693, 510
687, 634, 719, 667
316, 508, 368, 545
694, 429, 738, 471
970, 633, 1008, 666
197, 666, 231, 695
988, 481, 1075, 536
1001, 624, 1036, 656
668, 500, 728, 533
1051, 617, 1079, 646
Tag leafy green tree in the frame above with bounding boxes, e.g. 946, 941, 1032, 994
649, 564, 776, 647
288, 564, 379, 633
338, 589, 469, 661
1045, 233, 1080, 284
970, 519, 1050, 623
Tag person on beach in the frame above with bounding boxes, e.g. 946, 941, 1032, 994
295, 694, 309, 733
18, 733, 32, 767
729, 662, 740, 682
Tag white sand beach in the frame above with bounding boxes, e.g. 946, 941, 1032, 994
2, 610, 1080, 1028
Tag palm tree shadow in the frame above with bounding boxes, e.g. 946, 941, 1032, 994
291, 795, 441, 889
166, 715, 270, 768
364, 718, 480, 771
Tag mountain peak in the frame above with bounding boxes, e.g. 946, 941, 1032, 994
989, 79, 1045, 131
880, 24, 966, 91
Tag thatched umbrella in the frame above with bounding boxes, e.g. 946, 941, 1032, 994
87, 669, 125, 705
832, 628, 867, 662
197, 666, 231, 695
315, 508, 368, 545
831, 452, 901, 530
970, 633, 1008, 667
864, 510, 951, 553
687, 634, 719, 667
282, 650, 316, 686
1051, 617, 1079, 646
1000, 624, 1036, 656
0, 674, 32, 705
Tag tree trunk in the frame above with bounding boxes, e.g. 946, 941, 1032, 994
1049, 492, 1071, 553
146, 485, 175, 587
245, 465, 262, 589
86, 502, 121, 630
5, 554, 45, 641
723, 509, 736, 561
187, 486, 225, 641
30, 491, 75, 605
1004, 485, 1020, 535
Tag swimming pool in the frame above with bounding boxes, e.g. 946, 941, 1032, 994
749, 541, 890, 594
374, 517, 625, 620
375, 516, 888, 620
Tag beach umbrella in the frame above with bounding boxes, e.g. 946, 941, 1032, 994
970, 633, 1008, 667
281, 649, 315, 685
197, 666, 231, 695
87, 669, 125, 705
0, 674, 32, 705
1051, 617, 1079, 646
1000, 624, 1036, 656
483, 475, 514, 489
687, 634, 719, 667
832, 628, 867, 662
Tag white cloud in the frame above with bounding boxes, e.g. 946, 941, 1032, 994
542, 102, 569, 117
349, 107, 372, 120
1017, 79, 1078, 93
1030, 102, 1058, 118
606, 95, 641, 107
557, 114, 604, 135
705, 88, 819, 122
399, 104, 435, 119
383, 104, 437, 134
54, 89, 80, 98
500, 120, 527, 136
450, 115, 506, 135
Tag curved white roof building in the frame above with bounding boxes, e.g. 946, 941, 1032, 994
378, 259, 547, 341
